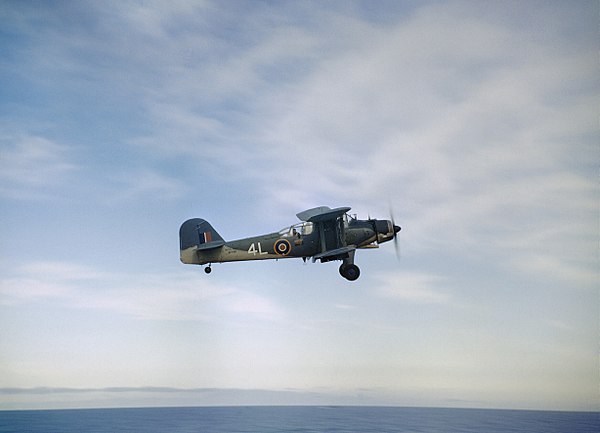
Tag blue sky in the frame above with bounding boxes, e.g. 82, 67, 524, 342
0, 0, 597, 411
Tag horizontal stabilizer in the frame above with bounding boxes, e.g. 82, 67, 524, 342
195, 240, 225, 251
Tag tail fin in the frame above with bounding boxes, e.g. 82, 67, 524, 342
180, 218, 225, 263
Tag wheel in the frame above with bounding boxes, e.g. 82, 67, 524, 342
341, 264, 360, 281
204, 266, 212, 274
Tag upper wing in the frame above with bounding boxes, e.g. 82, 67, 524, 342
296, 206, 351, 222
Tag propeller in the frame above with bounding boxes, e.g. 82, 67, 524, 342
369, 207, 401, 260
390, 207, 401, 260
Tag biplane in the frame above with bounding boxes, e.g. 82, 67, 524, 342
180, 206, 400, 280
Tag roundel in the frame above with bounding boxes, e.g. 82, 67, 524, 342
274, 239, 292, 256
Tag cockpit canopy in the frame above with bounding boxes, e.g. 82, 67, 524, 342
280, 213, 359, 237
278, 221, 314, 237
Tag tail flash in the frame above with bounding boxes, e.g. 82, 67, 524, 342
180, 218, 225, 264
201, 230, 213, 244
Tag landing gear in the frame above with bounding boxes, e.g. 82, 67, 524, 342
339, 263, 360, 281
204, 265, 212, 274
338, 249, 360, 281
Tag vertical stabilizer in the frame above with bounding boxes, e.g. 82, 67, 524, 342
179, 218, 225, 263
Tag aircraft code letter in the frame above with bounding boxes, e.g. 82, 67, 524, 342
248, 242, 268, 256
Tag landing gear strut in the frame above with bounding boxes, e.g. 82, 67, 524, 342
339, 263, 360, 281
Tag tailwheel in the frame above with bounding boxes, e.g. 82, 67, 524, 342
339, 264, 360, 281
204, 266, 212, 274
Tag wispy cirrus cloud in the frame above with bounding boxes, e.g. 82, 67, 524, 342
0, 135, 77, 199
104, 169, 190, 204
375, 272, 451, 305
511, 255, 597, 288
97, 0, 597, 297
0, 261, 286, 322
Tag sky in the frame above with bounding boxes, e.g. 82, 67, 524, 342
0, 0, 598, 412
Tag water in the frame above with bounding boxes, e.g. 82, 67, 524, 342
0, 406, 598, 433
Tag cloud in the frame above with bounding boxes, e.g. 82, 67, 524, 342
375, 272, 451, 304
223, 291, 285, 321
105, 169, 190, 204
15, 1, 591, 232
0, 260, 286, 322
11, 0, 588, 295
0, 135, 76, 199
0, 386, 441, 410
4, 2, 596, 209
334, 303, 356, 310
512, 255, 597, 288
18, 261, 107, 281
234, 2, 597, 232
0, 262, 106, 304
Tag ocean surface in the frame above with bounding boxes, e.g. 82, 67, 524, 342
0, 406, 598, 433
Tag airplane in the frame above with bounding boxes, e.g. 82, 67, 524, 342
179, 206, 400, 281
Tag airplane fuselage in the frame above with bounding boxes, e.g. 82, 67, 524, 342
181, 221, 392, 265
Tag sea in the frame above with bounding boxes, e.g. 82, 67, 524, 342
0, 406, 598, 433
